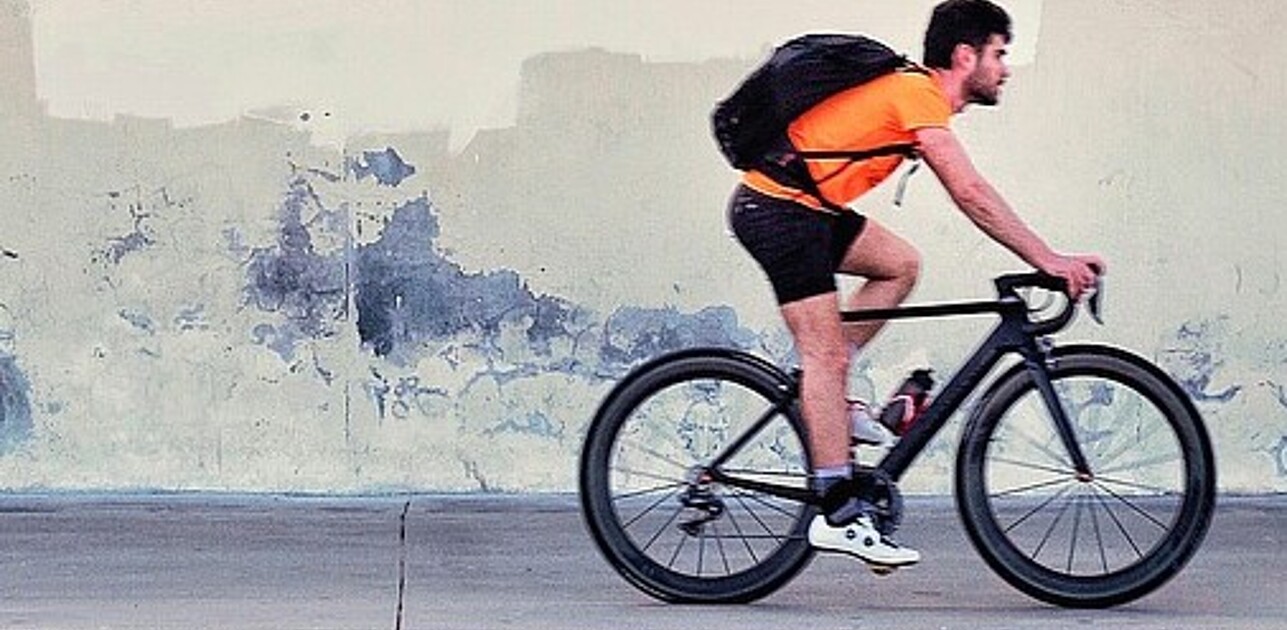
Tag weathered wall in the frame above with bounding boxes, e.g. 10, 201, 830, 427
0, 0, 1283, 493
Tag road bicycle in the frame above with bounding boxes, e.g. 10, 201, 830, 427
579, 271, 1215, 608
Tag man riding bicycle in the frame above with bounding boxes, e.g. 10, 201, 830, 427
727, 0, 1104, 567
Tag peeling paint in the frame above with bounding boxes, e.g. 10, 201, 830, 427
0, 355, 32, 453
1158, 318, 1243, 403
1274, 436, 1287, 478
349, 147, 416, 187
354, 196, 588, 362
245, 178, 348, 361
100, 229, 155, 265
368, 370, 449, 420
2, 0, 1280, 494
598, 305, 758, 370
175, 304, 208, 331
118, 308, 156, 334
487, 410, 564, 440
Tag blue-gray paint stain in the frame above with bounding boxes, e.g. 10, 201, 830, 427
0, 355, 33, 454
1163, 320, 1242, 403
99, 229, 154, 265
119, 309, 156, 334
598, 305, 759, 370
355, 197, 587, 360
368, 370, 449, 420
248, 154, 772, 441
486, 411, 564, 440
1268, 380, 1287, 410
1273, 436, 1287, 478
175, 304, 207, 331
350, 147, 416, 187
245, 179, 348, 361
352, 200, 760, 365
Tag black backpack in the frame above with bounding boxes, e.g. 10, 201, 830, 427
712, 34, 919, 210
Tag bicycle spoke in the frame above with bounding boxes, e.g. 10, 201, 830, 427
730, 491, 785, 543
990, 474, 1076, 499
1066, 492, 1085, 573
1097, 452, 1182, 477
1031, 492, 1077, 561
667, 526, 690, 569
710, 521, 732, 576
609, 466, 684, 488
621, 486, 682, 530
1092, 412, 1170, 471
994, 418, 1075, 471
1094, 482, 1171, 531
729, 489, 802, 520
1094, 474, 1182, 497
1088, 491, 1110, 574
618, 438, 694, 473
696, 523, 707, 575
722, 505, 760, 565
639, 498, 686, 554
988, 455, 1078, 478
1091, 487, 1145, 559
611, 478, 685, 502
1000, 484, 1074, 534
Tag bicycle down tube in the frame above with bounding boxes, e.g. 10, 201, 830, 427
855, 293, 1090, 481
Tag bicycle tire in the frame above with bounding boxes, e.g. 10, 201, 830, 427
579, 349, 815, 603
956, 344, 1215, 608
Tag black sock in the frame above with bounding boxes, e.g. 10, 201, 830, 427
815, 475, 867, 527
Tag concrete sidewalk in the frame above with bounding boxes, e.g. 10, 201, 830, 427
0, 494, 1283, 629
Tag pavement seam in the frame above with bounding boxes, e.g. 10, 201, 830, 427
394, 498, 412, 630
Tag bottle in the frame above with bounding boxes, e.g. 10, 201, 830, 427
878, 369, 935, 436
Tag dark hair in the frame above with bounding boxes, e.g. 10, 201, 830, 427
922, 0, 1013, 69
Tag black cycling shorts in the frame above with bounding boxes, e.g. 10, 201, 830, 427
727, 184, 867, 305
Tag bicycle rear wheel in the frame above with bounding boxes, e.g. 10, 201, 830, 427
579, 349, 814, 603
956, 345, 1215, 608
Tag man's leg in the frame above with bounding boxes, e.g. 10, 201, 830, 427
792, 218, 922, 567
836, 218, 922, 348
780, 292, 850, 471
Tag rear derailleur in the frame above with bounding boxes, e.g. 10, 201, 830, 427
678, 469, 725, 536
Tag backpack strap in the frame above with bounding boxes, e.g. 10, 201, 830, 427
779, 143, 920, 213
796, 143, 919, 161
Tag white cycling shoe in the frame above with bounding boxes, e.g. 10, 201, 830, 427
808, 514, 921, 568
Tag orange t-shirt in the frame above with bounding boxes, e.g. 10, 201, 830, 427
743, 71, 951, 210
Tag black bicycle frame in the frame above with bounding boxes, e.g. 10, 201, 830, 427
706, 273, 1095, 502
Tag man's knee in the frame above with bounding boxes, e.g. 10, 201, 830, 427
895, 247, 922, 287
868, 243, 921, 294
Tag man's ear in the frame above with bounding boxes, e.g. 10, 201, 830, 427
951, 43, 978, 72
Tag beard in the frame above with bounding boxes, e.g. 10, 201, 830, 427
965, 69, 1002, 107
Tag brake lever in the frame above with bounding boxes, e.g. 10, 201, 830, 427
1086, 277, 1104, 325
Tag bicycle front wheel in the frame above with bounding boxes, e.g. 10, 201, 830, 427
956, 345, 1216, 608
579, 349, 814, 603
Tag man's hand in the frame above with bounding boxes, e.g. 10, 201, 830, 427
1038, 254, 1105, 301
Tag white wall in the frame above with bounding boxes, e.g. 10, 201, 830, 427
0, 0, 1282, 493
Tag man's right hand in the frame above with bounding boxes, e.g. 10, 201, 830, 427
1039, 254, 1106, 301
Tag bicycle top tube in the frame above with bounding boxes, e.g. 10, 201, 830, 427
840, 270, 1102, 336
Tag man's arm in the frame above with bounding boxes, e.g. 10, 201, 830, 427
915, 126, 1104, 298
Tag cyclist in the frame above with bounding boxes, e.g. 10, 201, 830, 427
727, 0, 1104, 568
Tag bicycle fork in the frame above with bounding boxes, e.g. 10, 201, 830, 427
1021, 337, 1094, 480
